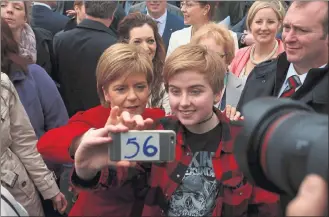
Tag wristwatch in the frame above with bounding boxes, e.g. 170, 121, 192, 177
240, 33, 247, 45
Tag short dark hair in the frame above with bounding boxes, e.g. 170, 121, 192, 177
84, 1, 118, 19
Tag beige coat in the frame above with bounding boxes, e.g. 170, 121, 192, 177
0, 73, 60, 216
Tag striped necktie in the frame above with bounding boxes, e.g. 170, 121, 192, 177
280, 75, 302, 98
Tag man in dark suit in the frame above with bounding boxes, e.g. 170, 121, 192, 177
130, 0, 183, 17
131, 1, 184, 51
53, 1, 118, 117
31, 1, 69, 36
237, 1, 328, 115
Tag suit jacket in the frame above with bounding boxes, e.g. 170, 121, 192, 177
129, 2, 183, 17
237, 52, 329, 114
162, 12, 184, 51
31, 5, 69, 36
53, 19, 117, 117
137, 8, 184, 51
224, 72, 246, 108
167, 26, 239, 57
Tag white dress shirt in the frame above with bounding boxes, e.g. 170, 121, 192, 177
219, 16, 231, 28
277, 63, 329, 97
147, 9, 167, 37
33, 2, 52, 10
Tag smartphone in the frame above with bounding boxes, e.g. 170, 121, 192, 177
109, 130, 176, 162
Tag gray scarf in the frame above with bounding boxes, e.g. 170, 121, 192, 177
19, 23, 37, 63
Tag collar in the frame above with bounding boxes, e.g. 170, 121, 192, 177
214, 108, 238, 153
8, 64, 27, 82
33, 2, 52, 10
77, 19, 116, 36
146, 9, 167, 24
174, 107, 238, 153
286, 63, 308, 85
64, 17, 78, 32
319, 64, 327, 68
275, 52, 329, 96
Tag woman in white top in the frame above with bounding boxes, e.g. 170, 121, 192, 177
167, 1, 239, 57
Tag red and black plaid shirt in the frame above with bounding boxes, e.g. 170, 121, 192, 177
142, 109, 280, 217
74, 109, 280, 217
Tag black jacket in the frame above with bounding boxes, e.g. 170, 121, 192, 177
237, 52, 328, 114
53, 19, 117, 117
33, 27, 55, 79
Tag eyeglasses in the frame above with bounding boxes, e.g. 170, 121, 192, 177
180, 1, 199, 9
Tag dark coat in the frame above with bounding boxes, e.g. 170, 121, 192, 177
31, 5, 69, 36
53, 19, 117, 117
139, 8, 184, 52
237, 52, 329, 114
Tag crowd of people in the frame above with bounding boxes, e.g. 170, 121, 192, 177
0, 1, 328, 217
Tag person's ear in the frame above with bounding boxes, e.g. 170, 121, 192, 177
214, 91, 222, 104
203, 4, 210, 16
102, 86, 110, 103
74, 5, 79, 12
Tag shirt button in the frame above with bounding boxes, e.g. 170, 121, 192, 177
239, 192, 243, 196
176, 174, 180, 178
186, 152, 190, 156
262, 80, 266, 83
22, 181, 26, 187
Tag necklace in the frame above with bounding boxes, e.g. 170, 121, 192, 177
197, 112, 214, 125
250, 40, 279, 65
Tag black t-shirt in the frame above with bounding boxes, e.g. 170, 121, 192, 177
185, 122, 222, 154
168, 122, 222, 217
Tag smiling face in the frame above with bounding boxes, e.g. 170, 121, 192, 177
282, 2, 328, 69
180, 1, 209, 26
1, 1, 26, 31
129, 24, 157, 60
168, 70, 221, 126
103, 72, 150, 115
249, 7, 281, 45
146, 0, 167, 19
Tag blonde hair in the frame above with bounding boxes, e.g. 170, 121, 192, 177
246, 0, 286, 32
96, 43, 153, 107
191, 23, 235, 65
163, 44, 226, 94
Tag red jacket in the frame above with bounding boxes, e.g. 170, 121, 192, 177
83, 109, 280, 217
36, 106, 165, 216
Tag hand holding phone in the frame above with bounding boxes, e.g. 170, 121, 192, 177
74, 107, 154, 180
110, 130, 176, 162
